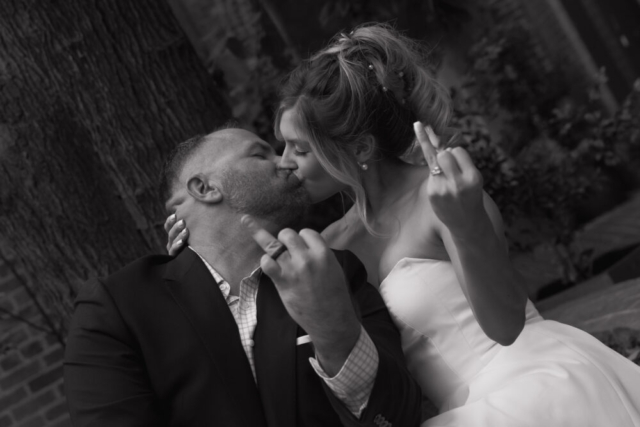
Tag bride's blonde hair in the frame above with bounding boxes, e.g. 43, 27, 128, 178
274, 23, 453, 234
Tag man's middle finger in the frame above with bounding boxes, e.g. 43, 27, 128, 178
241, 214, 289, 260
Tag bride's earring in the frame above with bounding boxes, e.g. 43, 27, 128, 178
358, 162, 369, 171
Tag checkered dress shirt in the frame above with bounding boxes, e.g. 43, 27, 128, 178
191, 248, 379, 417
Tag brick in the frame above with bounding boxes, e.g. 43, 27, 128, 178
49, 416, 70, 427
0, 360, 41, 390
43, 347, 64, 367
0, 296, 15, 312
16, 305, 38, 322
2, 329, 29, 349
12, 289, 30, 308
45, 335, 60, 346
0, 414, 13, 427
0, 351, 22, 372
0, 321, 21, 337
0, 261, 10, 278
28, 366, 62, 393
11, 390, 55, 421
45, 402, 68, 421
0, 386, 28, 410
20, 341, 43, 359
16, 416, 44, 427
0, 277, 20, 293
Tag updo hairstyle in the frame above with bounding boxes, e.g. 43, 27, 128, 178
274, 23, 453, 234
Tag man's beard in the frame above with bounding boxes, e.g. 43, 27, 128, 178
221, 167, 311, 230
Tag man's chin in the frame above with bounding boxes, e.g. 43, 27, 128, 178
264, 194, 310, 231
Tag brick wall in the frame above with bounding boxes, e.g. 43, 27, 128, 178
0, 259, 69, 427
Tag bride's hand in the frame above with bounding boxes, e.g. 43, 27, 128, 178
164, 214, 189, 256
413, 122, 488, 235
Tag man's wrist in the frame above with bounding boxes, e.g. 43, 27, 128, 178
312, 321, 361, 377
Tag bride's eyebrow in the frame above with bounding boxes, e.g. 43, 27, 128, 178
285, 138, 309, 146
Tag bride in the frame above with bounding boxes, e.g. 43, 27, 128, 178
167, 23, 640, 426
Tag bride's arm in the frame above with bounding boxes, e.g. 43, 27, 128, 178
436, 191, 527, 345
415, 122, 527, 346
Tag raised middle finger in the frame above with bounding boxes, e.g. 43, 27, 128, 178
241, 215, 289, 261
414, 122, 439, 171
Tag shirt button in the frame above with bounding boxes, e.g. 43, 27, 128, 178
248, 339, 255, 347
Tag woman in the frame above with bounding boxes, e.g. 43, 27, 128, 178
167, 23, 640, 426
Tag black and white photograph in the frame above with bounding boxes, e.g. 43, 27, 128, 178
1, 0, 639, 426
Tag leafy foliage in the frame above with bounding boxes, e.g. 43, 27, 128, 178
451, 9, 640, 283
247, 0, 640, 284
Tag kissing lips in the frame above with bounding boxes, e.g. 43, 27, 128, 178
277, 169, 303, 188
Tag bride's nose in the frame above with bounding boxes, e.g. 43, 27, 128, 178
277, 146, 298, 171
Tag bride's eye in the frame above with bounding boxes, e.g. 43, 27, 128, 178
294, 149, 309, 156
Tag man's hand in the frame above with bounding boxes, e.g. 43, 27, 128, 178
242, 215, 361, 376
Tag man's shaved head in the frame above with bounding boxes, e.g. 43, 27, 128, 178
159, 123, 241, 207
160, 126, 310, 229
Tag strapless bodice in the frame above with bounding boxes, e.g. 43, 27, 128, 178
378, 258, 543, 407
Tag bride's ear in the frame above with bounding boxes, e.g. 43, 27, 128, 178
187, 174, 223, 204
353, 134, 376, 163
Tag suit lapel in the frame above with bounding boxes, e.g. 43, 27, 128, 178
163, 249, 264, 424
253, 274, 298, 427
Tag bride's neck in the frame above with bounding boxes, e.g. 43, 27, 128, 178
360, 157, 414, 216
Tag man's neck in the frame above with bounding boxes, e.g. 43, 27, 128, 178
189, 217, 280, 289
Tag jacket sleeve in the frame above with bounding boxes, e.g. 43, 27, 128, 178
64, 278, 164, 427
322, 250, 423, 427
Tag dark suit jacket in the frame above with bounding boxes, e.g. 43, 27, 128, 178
64, 248, 421, 426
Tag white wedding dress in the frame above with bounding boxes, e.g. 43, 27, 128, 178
379, 258, 640, 427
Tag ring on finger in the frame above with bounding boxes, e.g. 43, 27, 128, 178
269, 244, 288, 261
430, 165, 443, 176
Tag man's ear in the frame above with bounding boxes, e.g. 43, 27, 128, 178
186, 174, 223, 204
354, 134, 376, 163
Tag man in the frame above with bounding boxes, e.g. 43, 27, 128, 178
64, 128, 421, 426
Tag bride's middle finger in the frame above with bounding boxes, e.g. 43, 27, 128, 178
168, 219, 185, 243
164, 213, 177, 233
436, 150, 462, 179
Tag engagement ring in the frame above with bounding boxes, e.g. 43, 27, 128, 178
430, 166, 443, 176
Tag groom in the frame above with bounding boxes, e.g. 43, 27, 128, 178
64, 127, 421, 426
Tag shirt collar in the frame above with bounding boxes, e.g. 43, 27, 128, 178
188, 246, 261, 286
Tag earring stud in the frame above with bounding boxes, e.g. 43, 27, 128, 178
360, 163, 369, 171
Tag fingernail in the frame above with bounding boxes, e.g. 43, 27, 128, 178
169, 214, 176, 221
175, 239, 183, 247
241, 214, 251, 226
177, 220, 185, 227
446, 147, 453, 152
